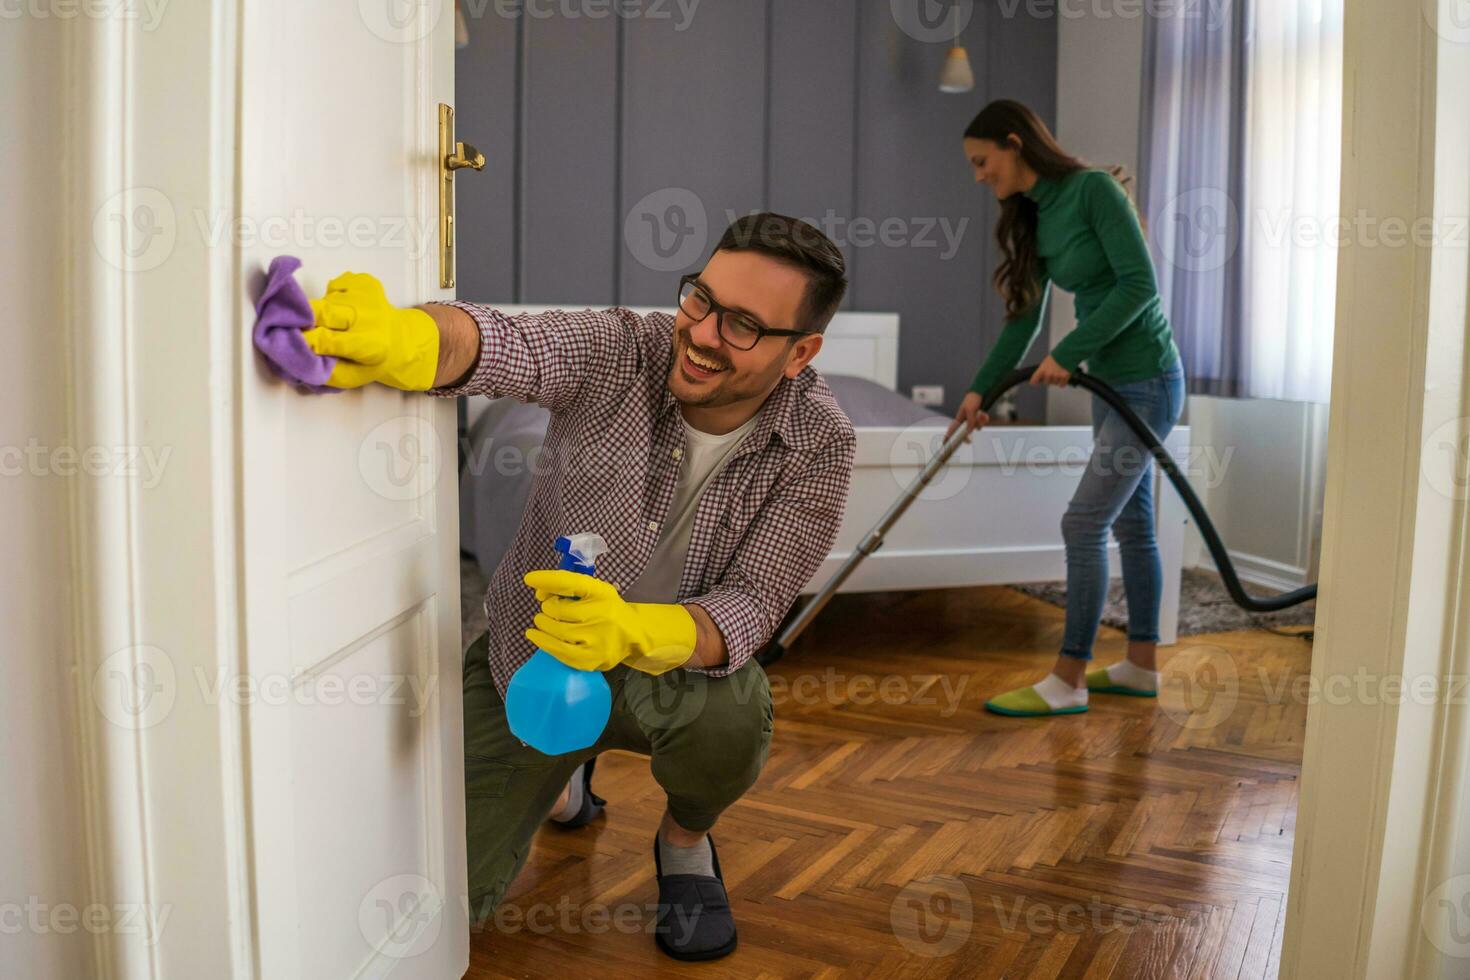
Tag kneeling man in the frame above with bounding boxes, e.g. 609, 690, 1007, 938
302, 213, 855, 961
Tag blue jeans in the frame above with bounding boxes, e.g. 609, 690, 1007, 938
1060, 358, 1186, 660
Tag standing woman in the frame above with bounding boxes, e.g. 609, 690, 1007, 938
946, 99, 1185, 717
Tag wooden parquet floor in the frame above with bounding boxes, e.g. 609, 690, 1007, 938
465, 584, 1311, 979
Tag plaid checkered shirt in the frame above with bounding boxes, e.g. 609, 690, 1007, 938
431, 302, 857, 697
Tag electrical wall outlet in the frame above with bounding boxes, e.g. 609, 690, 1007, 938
912, 385, 944, 407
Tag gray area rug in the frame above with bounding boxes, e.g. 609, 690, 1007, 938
1010, 567, 1316, 637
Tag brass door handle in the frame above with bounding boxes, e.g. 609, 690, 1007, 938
438, 103, 485, 288
445, 140, 485, 172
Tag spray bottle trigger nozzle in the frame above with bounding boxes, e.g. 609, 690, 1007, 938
555, 533, 609, 573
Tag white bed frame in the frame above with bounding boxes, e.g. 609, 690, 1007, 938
463, 304, 900, 429
464, 305, 1188, 646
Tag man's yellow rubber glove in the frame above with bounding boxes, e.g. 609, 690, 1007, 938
522, 570, 697, 675
301, 272, 440, 390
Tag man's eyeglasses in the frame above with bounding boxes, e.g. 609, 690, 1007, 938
676, 275, 815, 351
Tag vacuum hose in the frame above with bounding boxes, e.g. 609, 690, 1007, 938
764, 364, 1317, 662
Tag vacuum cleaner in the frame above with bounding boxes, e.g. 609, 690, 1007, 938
759, 363, 1319, 664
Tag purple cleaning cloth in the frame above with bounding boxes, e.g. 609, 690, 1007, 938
252, 255, 338, 393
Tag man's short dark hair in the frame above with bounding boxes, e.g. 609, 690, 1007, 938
712, 212, 848, 334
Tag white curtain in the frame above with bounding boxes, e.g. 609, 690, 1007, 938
1240, 0, 1344, 403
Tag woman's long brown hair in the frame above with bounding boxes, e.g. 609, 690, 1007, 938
964, 100, 1142, 320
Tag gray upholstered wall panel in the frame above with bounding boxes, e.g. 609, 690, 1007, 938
455, 1, 1058, 416
522, 15, 620, 303
851, 3, 995, 417
767, 0, 858, 285
454, 5, 519, 303
618, 3, 768, 305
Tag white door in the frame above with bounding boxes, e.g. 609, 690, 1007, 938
238, 4, 466, 977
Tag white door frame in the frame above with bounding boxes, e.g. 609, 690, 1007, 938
65, 3, 256, 976
63, 1, 465, 977
1280, 1, 1470, 977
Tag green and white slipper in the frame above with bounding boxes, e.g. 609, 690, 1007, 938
1085, 665, 1159, 698
984, 682, 1089, 717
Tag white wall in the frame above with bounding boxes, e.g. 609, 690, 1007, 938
1184, 397, 1329, 590
0, 17, 94, 980
1048, 9, 1326, 589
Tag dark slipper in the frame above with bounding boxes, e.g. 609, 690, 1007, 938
548, 756, 605, 829
652, 832, 737, 961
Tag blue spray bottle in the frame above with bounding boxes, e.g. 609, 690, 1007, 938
505, 533, 612, 756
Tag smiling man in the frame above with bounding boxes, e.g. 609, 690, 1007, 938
301, 212, 855, 961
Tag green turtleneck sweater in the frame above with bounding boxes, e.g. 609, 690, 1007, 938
968, 168, 1180, 397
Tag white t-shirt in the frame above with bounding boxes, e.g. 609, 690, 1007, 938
620, 411, 761, 604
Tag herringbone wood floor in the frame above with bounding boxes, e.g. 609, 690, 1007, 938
466, 584, 1310, 979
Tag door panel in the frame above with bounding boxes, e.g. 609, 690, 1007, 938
238, 3, 466, 977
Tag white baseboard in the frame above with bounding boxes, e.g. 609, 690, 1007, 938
1192, 548, 1312, 593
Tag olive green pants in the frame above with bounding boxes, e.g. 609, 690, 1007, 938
461, 632, 773, 920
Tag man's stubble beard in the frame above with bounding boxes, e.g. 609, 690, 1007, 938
667, 334, 783, 409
